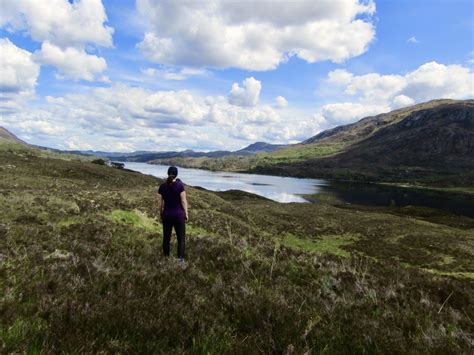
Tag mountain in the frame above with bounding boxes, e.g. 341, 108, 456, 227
253, 99, 474, 185
303, 99, 461, 146
235, 142, 284, 154
110, 142, 285, 162
334, 102, 473, 168
0, 127, 27, 145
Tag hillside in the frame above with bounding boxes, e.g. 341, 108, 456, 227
334, 102, 473, 167
1, 143, 473, 352
153, 100, 474, 187
108, 142, 285, 162
0, 127, 27, 145
254, 100, 474, 185
236, 141, 285, 154
303, 99, 461, 145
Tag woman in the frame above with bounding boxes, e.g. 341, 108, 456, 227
157, 166, 188, 262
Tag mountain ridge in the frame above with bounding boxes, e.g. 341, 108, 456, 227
252, 99, 474, 185
0, 127, 27, 145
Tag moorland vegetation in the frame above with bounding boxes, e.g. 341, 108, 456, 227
1, 141, 473, 353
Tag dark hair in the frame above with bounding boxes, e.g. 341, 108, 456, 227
166, 166, 178, 185
166, 175, 176, 185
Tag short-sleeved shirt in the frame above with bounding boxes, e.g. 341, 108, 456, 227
158, 179, 185, 219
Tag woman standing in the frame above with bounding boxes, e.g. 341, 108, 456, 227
157, 166, 188, 262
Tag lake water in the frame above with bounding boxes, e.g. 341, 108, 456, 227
124, 162, 474, 217
124, 162, 328, 203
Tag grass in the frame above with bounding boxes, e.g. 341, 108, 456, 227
1, 144, 473, 353
259, 142, 346, 161
105, 209, 160, 233
281, 233, 359, 257
152, 142, 346, 172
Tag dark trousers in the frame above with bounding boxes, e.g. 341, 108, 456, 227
162, 216, 186, 259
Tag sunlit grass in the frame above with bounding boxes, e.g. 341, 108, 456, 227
281, 233, 359, 257
1, 145, 473, 353
105, 209, 160, 233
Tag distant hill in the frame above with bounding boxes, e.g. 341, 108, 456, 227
109, 142, 285, 162
0, 127, 27, 145
253, 99, 474, 185
236, 142, 284, 154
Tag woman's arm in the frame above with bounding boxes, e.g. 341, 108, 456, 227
157, 193, 164, 217
180, 191, 189, 222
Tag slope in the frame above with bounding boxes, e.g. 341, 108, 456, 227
252, 100, 474, 186
1, 143, 473, 352
0, 126, 27, 145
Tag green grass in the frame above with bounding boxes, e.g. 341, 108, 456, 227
105, 209, 160, 233
1, 146, 473, 353
423, 269, 474, 280
260, 142, 345, 161
153, 142, 346, 172
281, 233, 358, 257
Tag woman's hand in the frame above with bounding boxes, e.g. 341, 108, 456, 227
185, 213, 189, 222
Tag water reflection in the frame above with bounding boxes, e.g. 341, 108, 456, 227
320, 181, 474, 218
124, 162, 326, 203
124, 163, 474, 217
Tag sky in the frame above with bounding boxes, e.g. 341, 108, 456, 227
0, 0, 473, 152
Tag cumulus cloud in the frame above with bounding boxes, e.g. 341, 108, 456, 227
0, 0, 113, 48
0, 38, 39, 94
403, 62, 474, 102
15, 119, 66, 136
136, 0, 375, 70
392, 94, 415, 108
320, 102, 390, 123
274, 96, 288, 108
33, 42, 107, 81
1, 78, 314, 151
228, 77, 262, 107
0, 38, 40, 112
317, 61, 474, 127
1, 0, 112, 81
326, 61, 474, 107
407, 36, 419, 44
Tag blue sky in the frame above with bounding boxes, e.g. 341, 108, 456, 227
1, 0, 473, 152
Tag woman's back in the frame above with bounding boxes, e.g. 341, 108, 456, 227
158, 179, 185, 219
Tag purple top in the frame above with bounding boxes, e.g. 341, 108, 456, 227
158, 179, 185, 219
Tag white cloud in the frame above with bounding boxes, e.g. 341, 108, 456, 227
274, 96, 288, 108
34, 42, 107, 81
326, 61, 474, 108
228, 77, 261, 107
15, 119, 66, 136
403, 62, 474, 102
407, 36, 419, 44
136, 0, 375, 70
320, 102, 390, 123
327, 69, 354, 85
0, 38, 39, 94
141, 66, 207, 80
392, 94, 415, 108
142, 68, 158, 77
1, 0, 112, 82
0, 0, 113, 48
336, 70, 406, 100
0, 38, 40, 112
317, 61, 474, 128
2, 79, 312, 151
